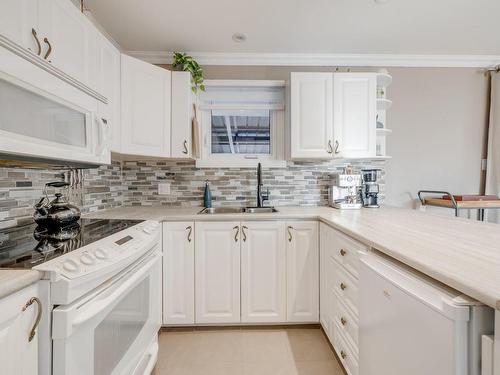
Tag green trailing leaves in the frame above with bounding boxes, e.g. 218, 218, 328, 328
172, 52, 205, 93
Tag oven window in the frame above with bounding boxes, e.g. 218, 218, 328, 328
93, 277, 150, 375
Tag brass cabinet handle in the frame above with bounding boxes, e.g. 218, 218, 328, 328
233, 226, 239, 242
22, 297, 42, 342
340, 282, 347, 291
327, 140, 333, 154
340, 317, 347, 326
334, 140, 340, 154
43, 37, 52, 60
186, 226, 192, 242
340, 350, 347, 359
182, 140, 188, 154
242, 226, 248, 242
31, 28, 41, 56
340, 249, 346, 256
287, 226, 293, 242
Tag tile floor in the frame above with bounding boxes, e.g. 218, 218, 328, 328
152, 326, 346, 375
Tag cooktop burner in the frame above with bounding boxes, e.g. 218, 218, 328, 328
0, 218, 143, 269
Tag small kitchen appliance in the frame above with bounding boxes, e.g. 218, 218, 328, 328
34, 181, 81, 227
361, 169, 381, 208
329, 170, 363, 209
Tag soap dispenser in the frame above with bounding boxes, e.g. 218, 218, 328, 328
203, 180, 212, 208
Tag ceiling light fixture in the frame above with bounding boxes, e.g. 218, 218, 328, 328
232, 33, 247, 43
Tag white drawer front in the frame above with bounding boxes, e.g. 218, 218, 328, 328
331, 231, 367, 279
331, 258, 359, 317
332, 319, 359, 375
331, 290, 359, 350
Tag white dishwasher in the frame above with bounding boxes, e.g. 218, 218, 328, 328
359, 252, 494, 375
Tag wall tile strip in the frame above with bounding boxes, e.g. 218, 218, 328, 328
0, 159, 385, 229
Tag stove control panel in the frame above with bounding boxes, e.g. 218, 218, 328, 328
34, 220, 161, 280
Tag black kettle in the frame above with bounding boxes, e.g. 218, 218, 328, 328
34, 182, 81, 227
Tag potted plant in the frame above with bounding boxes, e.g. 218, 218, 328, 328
172, 52, 205, 93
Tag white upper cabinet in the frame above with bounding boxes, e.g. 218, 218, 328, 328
286, 221, 319, 322
96, 34, 121, 153
171, 71, 194, 158
163, 222, 195, 325
333, 73, 377, 158
0, 0, 39, 52
38, 0, 97, 90
290, 72, 333, 159
195, 222, 241, 324
121, 54, 171, 157
240, 221, 286, 323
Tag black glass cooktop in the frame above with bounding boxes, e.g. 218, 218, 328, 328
0, 219, 143, 269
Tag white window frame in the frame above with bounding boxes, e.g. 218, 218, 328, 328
195, 80, 286, 168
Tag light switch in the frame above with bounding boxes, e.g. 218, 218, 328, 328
158, 183, 170, 195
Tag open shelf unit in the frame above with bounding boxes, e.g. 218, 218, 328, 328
376, 70, 392, 158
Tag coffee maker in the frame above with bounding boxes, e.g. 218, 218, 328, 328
329, 170, 363, 210
361, 169, 381, 208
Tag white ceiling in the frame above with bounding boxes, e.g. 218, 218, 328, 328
85, 0, 500, 57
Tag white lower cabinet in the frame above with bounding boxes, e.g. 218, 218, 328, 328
163, 222, 195, 325
195, 221, 241, 324
320, 223, 368, 375
286, 221, 319, 322
0, 283, 42, 375
240, 221, 286, 323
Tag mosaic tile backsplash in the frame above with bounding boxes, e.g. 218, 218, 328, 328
0, 159, 385, 229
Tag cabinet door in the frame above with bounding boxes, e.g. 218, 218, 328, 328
96, 35, 121, 153
39, 0, 96, 88
333, 73, 377, 158
120, 54, 171, 157
195, 222, 241, 324
0, 283, 41, 375
290, 72, 333, 159
286, 221, 319, 322
171, 71, 193, 158
163, 222, 195, 325
241, 221, 286, 323
0, 0, 39, 52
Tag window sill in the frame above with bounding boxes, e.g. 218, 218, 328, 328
195, 159, 287, 169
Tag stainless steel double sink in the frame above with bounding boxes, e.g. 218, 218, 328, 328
198, 207, 278, 214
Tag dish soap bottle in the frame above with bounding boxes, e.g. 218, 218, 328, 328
203, 180, 212, 208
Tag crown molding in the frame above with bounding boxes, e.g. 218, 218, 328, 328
125, 51, 500, 68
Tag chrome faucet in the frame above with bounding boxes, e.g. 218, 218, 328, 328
256, 162, 269, 207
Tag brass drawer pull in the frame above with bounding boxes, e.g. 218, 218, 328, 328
340, 317, 347, 326
186, 226, 193, 242
340, 282, 347, 291
182, 140, 188, 154
43, 37, 52, 60
22, 297, 42, 342
334, 140, 340, 154
340, 249, 346, 256
287, 226, 293, 242
327, 140, 333, 154
233, 226, 239, 242
242, 226, 248, 242
31, 28, 41, 56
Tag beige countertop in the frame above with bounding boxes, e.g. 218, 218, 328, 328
85, 205, 500, 311
0, 270, 42, 299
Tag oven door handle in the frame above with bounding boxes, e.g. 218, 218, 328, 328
71, 254, 159, 328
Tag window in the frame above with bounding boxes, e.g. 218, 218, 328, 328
197, 81, 285, 168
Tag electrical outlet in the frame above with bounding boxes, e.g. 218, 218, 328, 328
158, 183, 170, 195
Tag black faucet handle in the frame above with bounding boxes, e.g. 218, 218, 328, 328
262, 189, 270, 203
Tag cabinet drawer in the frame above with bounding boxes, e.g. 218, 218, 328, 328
331, 290, 359, 350
332, 319, 359, 375
330, 258, 358, 316
330, 231, 367, 279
